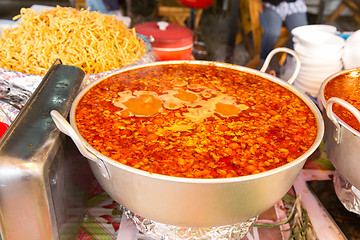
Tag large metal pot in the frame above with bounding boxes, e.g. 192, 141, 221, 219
319, 67, 360, 190
51, 48, 324, 228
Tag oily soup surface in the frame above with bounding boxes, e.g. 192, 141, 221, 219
324, 70, 360, 132
75, 64, 317, 179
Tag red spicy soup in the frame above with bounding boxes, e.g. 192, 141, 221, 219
75, 63, 318, 179
324, 69, 360, 132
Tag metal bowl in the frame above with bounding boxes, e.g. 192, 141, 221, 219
51, 48, 324, 227
319, 67, 360, 189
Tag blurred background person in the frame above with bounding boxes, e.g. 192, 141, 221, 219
85, 0, 119, 14
260, 0, 308, 62
85, 0, 130, 27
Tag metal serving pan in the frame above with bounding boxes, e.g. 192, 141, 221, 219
0, 60, 94, 240
51, 48, 324, 228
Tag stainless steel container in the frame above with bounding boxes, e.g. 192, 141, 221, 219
319, 67, 360, 190
0, 60, 95, 240
51, 48, 324, 228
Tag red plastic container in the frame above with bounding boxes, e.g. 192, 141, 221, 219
134, 21, 193, 61
177, 0, 214, 8
0, 122, 8, 138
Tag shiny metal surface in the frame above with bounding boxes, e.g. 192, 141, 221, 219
54, 54, 324, 228
0, 60, 94, 240
319, 68, 360, 190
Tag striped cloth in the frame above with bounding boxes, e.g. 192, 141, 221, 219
263, 0, 307, 21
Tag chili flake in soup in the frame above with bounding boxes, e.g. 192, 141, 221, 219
75, 63, 317, 179
324, 69, 360, 132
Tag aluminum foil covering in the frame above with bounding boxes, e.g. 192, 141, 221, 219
333, 170, 360, 215
122, 206, 257, 240
0, 101, 19, 124
0, 68, 43, 92
0, 67, 42, 110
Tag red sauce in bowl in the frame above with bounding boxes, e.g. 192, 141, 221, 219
75, 63, 318, 179
324, 69, 360, 132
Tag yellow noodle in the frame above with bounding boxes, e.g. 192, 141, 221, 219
0, 6, 146, 75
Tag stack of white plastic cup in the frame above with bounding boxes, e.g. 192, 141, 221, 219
291, 25, 345, 97
343, 29, 360, 69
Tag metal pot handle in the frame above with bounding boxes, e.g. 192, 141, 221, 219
259, 47, 301, 85
326, 97, 360, 144
50, 110, 98, 162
